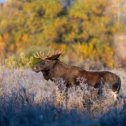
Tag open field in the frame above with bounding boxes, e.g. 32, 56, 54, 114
1, 0, 126, 125
0, 67, 126, 126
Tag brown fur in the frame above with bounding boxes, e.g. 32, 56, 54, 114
32, 54, 121, 94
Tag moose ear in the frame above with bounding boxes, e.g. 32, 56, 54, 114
46, 53, 61, 60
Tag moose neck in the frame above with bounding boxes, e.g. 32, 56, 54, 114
48, 60, 69, 80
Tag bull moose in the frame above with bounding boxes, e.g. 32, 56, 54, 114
32, 51, 121, 100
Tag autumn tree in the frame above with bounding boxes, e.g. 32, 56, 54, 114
0, 0, 118, 67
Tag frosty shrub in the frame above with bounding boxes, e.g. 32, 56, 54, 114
0, 67, 126, 126
54, 76, 118, 116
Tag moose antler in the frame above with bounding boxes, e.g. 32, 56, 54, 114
54, 50, 62, 55
46, 50, 63, 60
34, 50, 63, 60
33, 51, 45, 59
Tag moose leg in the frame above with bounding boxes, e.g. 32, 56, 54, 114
95, 81, 104, 96
97, 83, 104, 96
95, 78, 105, 96
65, 87, 68, 109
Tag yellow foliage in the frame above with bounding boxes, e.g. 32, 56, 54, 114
71, 41, 115, 68
5, 56, 17, 68
5, 53, 34, 68
0, 36, 5, 51
0, 0, 119, 68
41, 0, 63, 18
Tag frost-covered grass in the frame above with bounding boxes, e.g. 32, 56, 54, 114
0, 67, 126, 126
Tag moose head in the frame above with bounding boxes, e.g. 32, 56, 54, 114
32, 51, 62, 73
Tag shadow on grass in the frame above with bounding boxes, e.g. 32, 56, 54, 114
0, 88, 126, 126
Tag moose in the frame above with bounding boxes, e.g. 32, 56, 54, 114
32, 51, 121, 103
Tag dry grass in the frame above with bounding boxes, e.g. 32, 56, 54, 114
0, 66, 126, 126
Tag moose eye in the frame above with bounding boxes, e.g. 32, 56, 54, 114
41, 62, 45, 65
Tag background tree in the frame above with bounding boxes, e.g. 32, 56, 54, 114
0, 0, 120, 67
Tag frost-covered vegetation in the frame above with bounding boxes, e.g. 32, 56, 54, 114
0, 67, 126, 126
